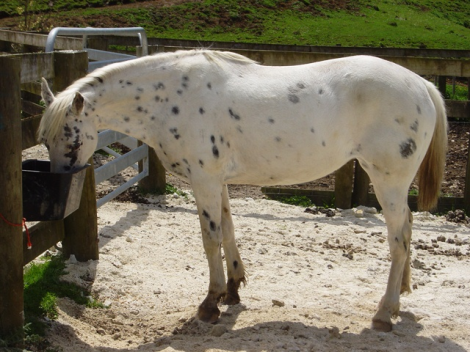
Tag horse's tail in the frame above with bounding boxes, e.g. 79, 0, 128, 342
416, 80, 448, 211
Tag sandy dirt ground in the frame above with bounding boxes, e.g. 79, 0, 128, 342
42, 190, 470, 352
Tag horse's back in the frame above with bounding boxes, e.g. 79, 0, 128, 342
210, 56, 437, 186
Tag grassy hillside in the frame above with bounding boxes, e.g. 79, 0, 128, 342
1, 0, 470, 49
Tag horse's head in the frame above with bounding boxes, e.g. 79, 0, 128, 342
39, 78, 98, 173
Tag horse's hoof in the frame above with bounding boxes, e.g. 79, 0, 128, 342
372, 318, 393, 332
197, 305, 220, 324
222, 292, 240, 306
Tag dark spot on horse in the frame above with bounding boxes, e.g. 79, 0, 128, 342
237, 126, 243, 134
310, 128, 315, 133
212, 145, 219, 158
155, 95, 160, 102
84, 112, 88, 117
395, 237, 399, 242
207, 82, 212, 89
64, 125, 73, 139
135, 96, 140, 100
211, 135, 215, 144
202, 210, 210, 219
229, 108, 241, 121
86, 82, 94, 88
171, 163, 177, 168
187, 168, 191, 174
159, 143, 163, 149
275, 136, 281, 142
182, 75, 189, 82
410, 119, 419, 132
137, 87, 143, 92
199, 159, 204, 167
177, 89, 183, 95
151, 116, 156, 121
226, 142, 231, 148
169, 127, 180, 140
297, 82, 306, 89
183, 158, 189, 164
126, 81, 132, 85
268, 118, 275, 124
318, 88, 324, 95
154, 82, 165, 90
119, 79, 123, 84
137, 106, 143, 112
403, 242, 408, 251
124, 116, 130, 122
417, 105, 422, 114
395, 117, 404, 125
210, 221, 216, 232
95, 77, 103, 84
233, 260, 238, 269
172, 106, 180, 115
199, 107, 205, 114
322, 141, 326, 147
288, 94, 299, 104
220, 136, 224, 144
400, 138, 417, 158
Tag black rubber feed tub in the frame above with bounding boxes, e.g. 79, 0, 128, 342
22, 160, 90, 221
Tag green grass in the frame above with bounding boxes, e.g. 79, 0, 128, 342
3, 0, 470, 49
21, 256, 103, 342
446, 83, 469, 100
277, 195, 314, 207
165, 183, 188, 197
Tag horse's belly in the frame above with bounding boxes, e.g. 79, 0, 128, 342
224, 151, 348, 186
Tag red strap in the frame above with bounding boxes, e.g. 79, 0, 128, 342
0, 212, 32, 249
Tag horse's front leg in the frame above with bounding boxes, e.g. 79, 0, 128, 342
192, 179, 226, 323
221, 185, 246, 305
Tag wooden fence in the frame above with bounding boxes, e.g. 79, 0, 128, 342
0, 51, 98, 337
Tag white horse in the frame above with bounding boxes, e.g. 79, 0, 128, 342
39, 50, 447, 332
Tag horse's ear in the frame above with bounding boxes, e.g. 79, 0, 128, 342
71, 92, 84, 115
41, 77, 54, 107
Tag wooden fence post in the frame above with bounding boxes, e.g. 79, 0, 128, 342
438, 76, 447, 98
335, 160, 354, 209
62, 157, 99, 261
464, 132, 470, 214
53, 51, 99, 261
0, 56, 24, 338
352, 161, 370, 207
138, 146, 167, 194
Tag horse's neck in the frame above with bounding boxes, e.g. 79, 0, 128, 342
87, 70, 165, 140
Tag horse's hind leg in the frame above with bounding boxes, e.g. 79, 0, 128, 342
371, 183, 414, 332
191, 178, 226, 323
221, 185, 246, 305
401, 209, 413, 295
